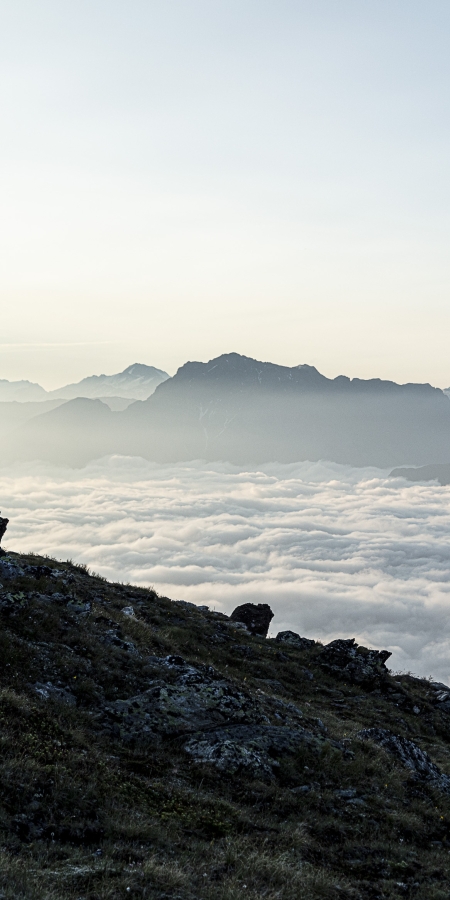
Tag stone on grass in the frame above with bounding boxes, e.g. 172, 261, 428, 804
275, 631, 315, 650
184, 724, 314, 780
0, 516, 8, 544
230, 603, 273, 637
318, 638, 391, 689
358, 727, 450, 793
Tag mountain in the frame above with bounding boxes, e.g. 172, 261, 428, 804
0, 399, 66, 439
119, 352, 450, 467
50, 363, 169, 401
0, 364, 169, 406
0, 378, 48, 402
6, 353, 450, 467
2, 537, 450, 896
391, 463, 450, 485
7, 397, 117, 466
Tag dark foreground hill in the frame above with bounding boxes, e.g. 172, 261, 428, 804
2, 545, 450, 897
5, 353, 450, 468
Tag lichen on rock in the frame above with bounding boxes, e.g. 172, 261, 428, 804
358, 727, 450, 793
275, 630, 316, 650
318, 638, 391, 689
102, 654, 267, 744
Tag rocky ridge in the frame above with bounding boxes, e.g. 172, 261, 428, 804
1, 530, 450, 897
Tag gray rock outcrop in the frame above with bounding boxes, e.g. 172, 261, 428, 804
184, 724, 312, 780
275, 630, 315, 650
101, 653, 331, 777
318, 638, 391, 689
103, 655, 266, 744
358, 727, 450, 793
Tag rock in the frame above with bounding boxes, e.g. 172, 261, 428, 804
183, 724, 316, 780
228, 621, 249, 633
430, 681, 450, 691
275, 631, 315, 650
23, 564, 53, 579
317, 639, 391, 689
229, 603, 273, 637
33, 681, 76, 706
358, 727, 450, 793
428, 683, 450, 713
103, 655, 266, 744
0, 558, 25, 580
0, 515, 8, 547
101, 652, 325, 781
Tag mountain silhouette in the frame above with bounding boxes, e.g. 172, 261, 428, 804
5, 353, 450, 467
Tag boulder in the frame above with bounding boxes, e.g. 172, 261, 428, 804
317, 638, 391, 689
0, 515, 8, 554
358, 727, 450, 793
275, 630, 315, 650
428, 683, 450, 713
229, 603, 273, 637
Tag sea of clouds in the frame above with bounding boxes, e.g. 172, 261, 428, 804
1, 456, 450, 684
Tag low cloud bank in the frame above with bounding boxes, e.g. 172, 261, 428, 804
1, 456, 450, 683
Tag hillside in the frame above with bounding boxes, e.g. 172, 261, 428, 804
1, 529, 450, 898
7, 352, 450, 468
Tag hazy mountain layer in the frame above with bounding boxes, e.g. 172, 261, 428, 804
0, 399, 66, 438
391, 463, 450, 485
0, 378, 48, 402
50, 362, 169, 400
4, 353, 450, 467
0, 363, 169, 406
120, 353, 450, 468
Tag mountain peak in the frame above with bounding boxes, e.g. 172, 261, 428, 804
50, 364, 170, 401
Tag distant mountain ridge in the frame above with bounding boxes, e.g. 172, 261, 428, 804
0, 363, 169, 404
49, 363, 169, 400
0, 379, 48, 402
390, 463, 450, 485
4, 352, 450, 468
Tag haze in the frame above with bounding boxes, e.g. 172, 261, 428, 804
2, 1, 450, 387
4, 456, 450, 685
2, 3, 450, 686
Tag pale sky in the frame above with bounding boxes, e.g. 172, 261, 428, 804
1, 1, 450, 388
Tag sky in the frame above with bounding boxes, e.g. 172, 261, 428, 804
3, 457, 450, 684
2, 1, 450, 387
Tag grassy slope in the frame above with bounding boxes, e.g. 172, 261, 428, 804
1, 552, 450, 899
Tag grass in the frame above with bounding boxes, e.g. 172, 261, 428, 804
1, 549, 450, 897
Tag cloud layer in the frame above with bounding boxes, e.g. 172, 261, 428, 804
1, 456, 450, 684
